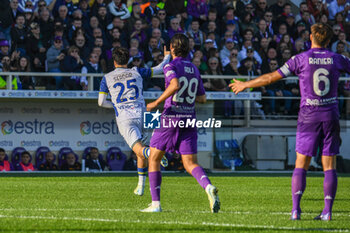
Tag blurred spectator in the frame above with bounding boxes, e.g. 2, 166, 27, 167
60, 45, 84, 90
73, 35, 89, 60
263, 11, 275, 36
187, 0, 208, 23
328, 0, 350, 20
307, 0, 329, 22
334, 12, 346, 31
257, 37, 270, 60
240, 46, 261, 75
335, 41, 350, 57
168, 17, 184, 39
39, 151, 59, 171
97, 5, 110, 32
187, 19, 205, 47
0, 148, 13, 171
0, 40, 11, 60
15, 151, 37, 171
39, 8, 54, 47
125, 3, 146, 35
26, 22, 47, 75
85, 147, 107, 171
81, 52, 102, 91
164, 0, 186, 18
17, 56, 34, 90
0, 0, 13, 42
269, 0, 286, 20
238, 57, 258, 76
108, 0, 130, 20
129, 19, 147, 48
144, 37, 161, 65
254, 19, 273, 45
10, 14, 27, 55
46, 36, 65, 89
295, 2, 316, 24
144, 0, 159, 22
255, 0, 268, 20
61, 152, 81, 171
220, 38, 235, 67
0, 56, 20, 89
262, 58, 293, 115
240, 12, 258, 34
331, 31, 350, 53
238, 40, 262, 66
10, 0, 20, 20
157, 9, 168, 34
224, 55, 239, 75
204, 57, 226, 91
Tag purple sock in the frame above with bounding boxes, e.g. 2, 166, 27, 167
149, 171, 162, 201
291, 168, 307, 212
191, 166, 211, 190
322, 169, 337, 214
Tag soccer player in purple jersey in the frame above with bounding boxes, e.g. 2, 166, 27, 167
230, 23, 350, 221
141, 34, 220, 213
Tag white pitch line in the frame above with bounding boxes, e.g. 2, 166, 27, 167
0, 214, 348, 232
0, 208, 349, 217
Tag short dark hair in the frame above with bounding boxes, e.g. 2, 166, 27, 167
170, 34, 189, 58
311, 23, 333, 47
0, 148, 5, 153
113, 47, 129, 65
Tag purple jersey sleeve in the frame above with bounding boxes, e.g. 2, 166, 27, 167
163, 63, 177, 85
277, 55, 299, 77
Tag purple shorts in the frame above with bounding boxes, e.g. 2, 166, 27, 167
296, 120, 340, 157
150, 126, 198, 155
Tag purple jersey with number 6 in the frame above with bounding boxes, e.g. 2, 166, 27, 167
277, 48, 350, 156
150, 57, 205, 154
278, 48, 350, 122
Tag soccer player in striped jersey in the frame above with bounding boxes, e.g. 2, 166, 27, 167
230, 23, 350, 221
98, 47, 170, 196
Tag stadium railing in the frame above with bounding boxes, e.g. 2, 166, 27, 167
1, 72, 349, 128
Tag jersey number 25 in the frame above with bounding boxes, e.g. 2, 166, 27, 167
113, 79, 139, 103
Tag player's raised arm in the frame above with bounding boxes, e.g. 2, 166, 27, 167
229, 70, 283, 94
150, 46, 171, 76
98, 76, 114, 108
146, 78, 180, 111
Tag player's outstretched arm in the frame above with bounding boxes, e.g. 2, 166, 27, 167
147, 78, 180, 111
98, 92, 114, 108
229, 71, 283, 94
151, 46, 171, 76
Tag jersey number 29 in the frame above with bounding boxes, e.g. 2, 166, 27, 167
172, 77, 198, 104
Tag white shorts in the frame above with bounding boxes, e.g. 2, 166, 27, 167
117, 118, 146, 149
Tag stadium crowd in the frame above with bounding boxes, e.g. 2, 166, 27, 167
0, 0, 349, 116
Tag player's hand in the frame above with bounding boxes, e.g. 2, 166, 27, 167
164, 45, 170, 56
147, 101, 158, 112
229, 79, 247, 94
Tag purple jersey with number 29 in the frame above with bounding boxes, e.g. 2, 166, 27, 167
278, 48, 350, 122
150, 57, 205, 154
277, 48, 350, 156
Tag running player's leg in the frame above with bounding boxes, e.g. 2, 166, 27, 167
181, 153, 220, 213
132, 142, 148, 196
141, 146, 164, 212
315, 120, 340, 221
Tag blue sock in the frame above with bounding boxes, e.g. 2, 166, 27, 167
137, 167, 147, 186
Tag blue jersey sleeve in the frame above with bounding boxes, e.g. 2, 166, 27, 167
137, 67, 153, 79
99, 76, 109, 94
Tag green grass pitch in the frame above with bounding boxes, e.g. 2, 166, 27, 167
0, 175, 349, 232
